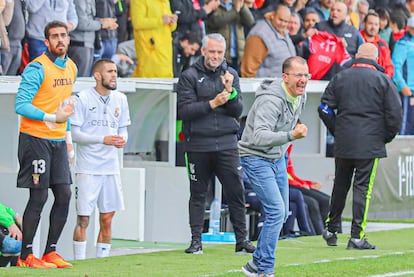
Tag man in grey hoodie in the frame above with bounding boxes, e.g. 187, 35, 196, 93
239, 56, 309, 277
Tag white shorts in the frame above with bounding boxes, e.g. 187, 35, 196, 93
75, 174, 125, 216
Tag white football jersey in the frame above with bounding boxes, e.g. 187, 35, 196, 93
71, 88, 131, 174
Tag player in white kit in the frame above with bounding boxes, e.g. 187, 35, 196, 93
71, 58, 131, 259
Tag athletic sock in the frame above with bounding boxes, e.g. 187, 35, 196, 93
73, 241, 87, 260
96, 242, 111, 258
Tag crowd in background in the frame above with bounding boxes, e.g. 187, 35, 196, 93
1, 0, 413, 124
0, 1, 411, 81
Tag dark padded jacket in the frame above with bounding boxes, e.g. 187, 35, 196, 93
318, 58, 402, 159
176, 58, 243, 152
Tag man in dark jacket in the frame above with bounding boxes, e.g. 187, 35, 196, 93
177, 33, 255, 255
172, 32, 201, 78
318, 43, 402, 250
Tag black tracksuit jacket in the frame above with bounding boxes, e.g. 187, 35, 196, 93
176, 58, 243, 152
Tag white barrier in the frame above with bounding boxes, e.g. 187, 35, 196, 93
0, 77, 332, 260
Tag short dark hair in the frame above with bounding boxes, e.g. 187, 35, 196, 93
44, 20, 68, 39
364, 10, 379, 24
303, 7, 317, 16
181, 32, 202, 46
390, 12, 407, 30
375, 7, 390, 22
282, 56, 307, 73
93, 58, 115, 73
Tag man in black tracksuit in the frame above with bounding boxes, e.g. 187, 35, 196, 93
318, 43, 402, 250
177, 33, 255, 254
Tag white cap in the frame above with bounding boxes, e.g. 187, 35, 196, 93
408, 16, 414, 28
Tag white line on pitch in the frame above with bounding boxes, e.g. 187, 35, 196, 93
367, 270, 414, 277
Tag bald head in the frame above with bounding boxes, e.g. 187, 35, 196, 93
355, 43, 378, 61
270, 4, 291, 35
330, 2, 348, 25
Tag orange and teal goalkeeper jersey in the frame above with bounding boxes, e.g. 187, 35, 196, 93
16, 52, 77, 140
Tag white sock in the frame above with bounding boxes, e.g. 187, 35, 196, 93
96, 242, 111, 258
73, 241, 87, 260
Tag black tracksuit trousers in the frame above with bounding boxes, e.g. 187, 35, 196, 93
186, 150, 247, 243
326, 157, 378, 239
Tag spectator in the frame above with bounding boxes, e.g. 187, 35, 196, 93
288, 11, 309, 56
130, 0, 177, 77
239, 56, 309, 277
15, 20, 76, 269
303, 7, 320, 31
25, 0, 78, 61
241, 4, 296, 77
206, 0, 255, 74
0, 0, 15, 75
95, 0, 119, 61
288, 8, 319, 58
389, 12, 407, 42
309, 0, 335, 21
293, 0, 309, 17
173, 32, 201, 78
112, 39, 136, 77
114, 0, 129, 43
72, 59, 131, 260
391, 0, 414, 21
287, 11, 302, 37
319, 43, 402, 250
316, 1, 363, 58
170, 0, 220, 40
375, 7, 395, 53
177, 33, 255, 255
69, 0, 118, 77
344, 0, 360, 29
392, 16, 414, 135
359, 10, 394, 78
0, 201, 22, 267
356, 0, 370, 29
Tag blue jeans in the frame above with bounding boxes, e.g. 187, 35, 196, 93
241, 155, 289, 275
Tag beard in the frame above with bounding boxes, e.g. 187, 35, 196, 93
101, 80, 117, 90
50, 43, 67, 57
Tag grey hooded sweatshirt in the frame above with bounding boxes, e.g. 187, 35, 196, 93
238, 78, 306, 160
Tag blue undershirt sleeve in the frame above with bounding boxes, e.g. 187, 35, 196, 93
15, 62, 45, 121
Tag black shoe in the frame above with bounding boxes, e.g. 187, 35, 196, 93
236, 240, 256, 254
241, 259, 258, 277
322, 229, 338, 246
347, 238, 376, 250
184, 239, 203, 254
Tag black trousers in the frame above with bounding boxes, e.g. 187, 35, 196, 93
186, 150, 247, 242
326, 158, 378, 239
